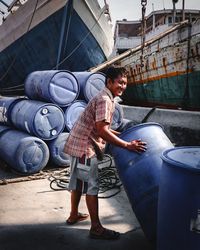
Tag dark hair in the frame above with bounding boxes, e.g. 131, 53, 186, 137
105, 66, 127, 85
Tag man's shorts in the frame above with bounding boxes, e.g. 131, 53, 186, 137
68, 155, 99, 195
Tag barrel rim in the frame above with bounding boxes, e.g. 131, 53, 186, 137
48, 70, 80, 106
30, 101, 65, 140
118, 122, 163, 139
15, 136, 49, 173
0, 125, 12, 136
161, 146, 200, 172
64, 100, 87, 131
83, 72, 105, 101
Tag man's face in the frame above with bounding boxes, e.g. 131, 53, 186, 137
107, 75, 127, 97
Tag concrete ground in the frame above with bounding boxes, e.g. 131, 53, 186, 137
0, 165, 155, 250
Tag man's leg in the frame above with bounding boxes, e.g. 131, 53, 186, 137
86, 194, 120, 239
69, 189, 82, 217
67, 180, 88, 224
86, 194, 104, 233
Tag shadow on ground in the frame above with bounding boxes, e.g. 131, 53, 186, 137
0, 223, 155, 250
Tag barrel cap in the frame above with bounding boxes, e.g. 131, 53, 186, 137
162, 146, 200, 172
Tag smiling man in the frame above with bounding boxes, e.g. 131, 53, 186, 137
64, 66, 146, 240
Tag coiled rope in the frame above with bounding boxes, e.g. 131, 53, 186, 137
48, 154, 122, 199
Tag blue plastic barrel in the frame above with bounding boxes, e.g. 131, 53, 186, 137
0, 96, 26, 125
0, 125, 11, 134
0, 125, 49, 174
25, 70, 79, 107
10, 99, 65, 140
48, 132, 70, 167
117, 118, 132, 132
157, 146, 200, 250
111, 102, 123, 130
110, 122, 174, 242
73, 72, 105, 102
63, 100, 87, 131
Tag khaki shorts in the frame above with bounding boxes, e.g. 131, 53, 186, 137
68, 155, 99, 195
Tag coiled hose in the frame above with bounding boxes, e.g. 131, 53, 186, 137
48, 154, 122, 199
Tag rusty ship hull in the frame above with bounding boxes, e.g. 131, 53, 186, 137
120, 20, 200, 110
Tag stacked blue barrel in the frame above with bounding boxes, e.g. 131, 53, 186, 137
0, 70, 124, 174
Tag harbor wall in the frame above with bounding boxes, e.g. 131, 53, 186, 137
122, 105, 200, 146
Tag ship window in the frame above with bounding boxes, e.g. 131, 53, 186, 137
168, 16, 172, 24
175, 17, 180, 23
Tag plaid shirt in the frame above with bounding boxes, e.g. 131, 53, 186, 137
64, 87, 115, 158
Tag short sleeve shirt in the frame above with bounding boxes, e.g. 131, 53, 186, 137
63, 87, 115, 158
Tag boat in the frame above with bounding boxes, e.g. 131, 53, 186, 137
0, 0, 113, 95
90, 6, 200, 111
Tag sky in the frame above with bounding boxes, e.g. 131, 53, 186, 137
1, 0, 199, 26
98, 0, 200, 25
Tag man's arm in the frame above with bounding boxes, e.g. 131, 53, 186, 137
110, 129, 120, 135
96, 121, 146, 153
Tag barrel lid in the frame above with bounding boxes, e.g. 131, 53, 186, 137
34, 104, 65, 140
111, 103, 123, 130
17, 137, 49, 174
162, 147, 200, 172
64, 101, 87, 131
49, 71, 79, 107
84, 73, 105, 101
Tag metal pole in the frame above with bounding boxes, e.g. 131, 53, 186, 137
182, 0, 185, 21
173, 1, 176, 24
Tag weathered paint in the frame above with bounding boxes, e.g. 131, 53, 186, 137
122, 70, 200, 110
120, 20, 200, 110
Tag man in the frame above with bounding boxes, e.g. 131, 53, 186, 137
64, 66, 146, 240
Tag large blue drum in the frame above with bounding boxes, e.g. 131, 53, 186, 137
110, 122, 173, 242
10, 99, 65, 140
73, 72, 105, 102
0, 125, 49, 174
0, 125, 11, 135
25, 70, 79, 107
0, 96, 25, 125
111, 102, 123, 130
48, 132, 70, 167
157, 147, 200, 250
63, 100, 87, 131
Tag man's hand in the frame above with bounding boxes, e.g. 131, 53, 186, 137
126, 139, 147, 153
